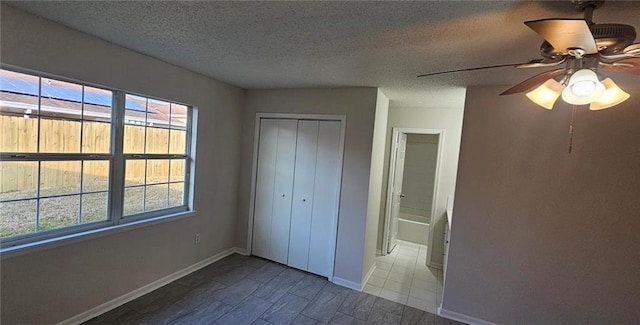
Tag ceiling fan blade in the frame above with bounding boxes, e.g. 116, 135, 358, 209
602, 58, 640, 75
600, 43, 640, 62
500, 69, 565, 96
516, 57, 566, 68
417, 62, 533, 78
525, 19, 598, 54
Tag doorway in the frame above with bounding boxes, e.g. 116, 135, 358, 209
383, 128, 444, 265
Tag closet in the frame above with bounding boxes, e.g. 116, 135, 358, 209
251, 117, 343, 278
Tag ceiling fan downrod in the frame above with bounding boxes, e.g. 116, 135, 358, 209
572, 0, 604, 23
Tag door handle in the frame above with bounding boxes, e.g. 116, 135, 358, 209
400, 193, 406, 198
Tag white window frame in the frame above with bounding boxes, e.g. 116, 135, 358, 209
0, 65, 195, 250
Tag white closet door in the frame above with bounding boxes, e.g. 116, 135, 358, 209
253, 119, 297, 264
308, 121, 342, 277
288, 120, 319, 271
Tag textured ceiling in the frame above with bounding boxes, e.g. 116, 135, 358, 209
7, 1, 640, 107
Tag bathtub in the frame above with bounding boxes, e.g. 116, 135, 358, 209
397, 213, 429, 245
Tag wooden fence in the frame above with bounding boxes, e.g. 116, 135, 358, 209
1, 115, 186, 194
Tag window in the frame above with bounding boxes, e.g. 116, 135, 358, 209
0, 67, 194, 248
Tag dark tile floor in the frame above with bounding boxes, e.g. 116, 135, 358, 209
84, 254, 464, 325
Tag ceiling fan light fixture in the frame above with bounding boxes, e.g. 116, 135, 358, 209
526, 78, 565, 109
589, 78, 630, 110
561, 68, 606, 105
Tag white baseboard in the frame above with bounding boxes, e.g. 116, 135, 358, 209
429, 262, 443, 270
438, 307, 497, 325
361, 262, 377, 290
332, 276, 362, 291
58, 247, 244, 325
332, 262, 377, 292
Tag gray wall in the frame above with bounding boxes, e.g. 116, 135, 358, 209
377, 104, 465, 266
443, 85, 640, 324
0, 5, 244, 324
237, 88, 378, 285
400, 134, 439, 219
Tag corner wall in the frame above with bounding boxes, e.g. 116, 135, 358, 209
0, 5, 244, 324
443, 85, 640, 324
238, 87, 379, 286
362, 89, 389, 280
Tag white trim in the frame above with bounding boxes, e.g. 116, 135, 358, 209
333, 262, 376, 292
375, 249, 382, 256
361, 262, 377, 290
57, 247, 244, 325
246, 113, 346, 281
430, 262, 443, 270
332, 277, 362, 292
438, 307, 497, 325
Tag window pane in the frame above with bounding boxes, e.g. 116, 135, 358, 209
0, 69, 40, 121
82, 121, 111, 153
0, 161, 38, 201
145, 126, 169, 154
146, 159, 169, 184
81, 192, 108, 224
169, 182, 184, 207
124, 124, 145, 153
39, 117, 82, 153
40, 161, 81, 196
39, 77, 83, 119
145, 183, 168, 212
0, 199, 36, 238
39, 195, 80, 231
169, 159, 185, 182
124, 94, 147, 154
169, 103, 187, 154
82, 86, 112, 123
124, 186, 144, 216
169, 129, 186, 154
0, 115, 38, 153
83, 160, 109, 192
147, 98, 171, 127
125, 159, 146, 186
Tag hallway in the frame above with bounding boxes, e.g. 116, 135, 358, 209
364, 241, 443, 314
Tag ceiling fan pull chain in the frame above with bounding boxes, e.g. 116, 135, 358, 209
568, 105, 578, 154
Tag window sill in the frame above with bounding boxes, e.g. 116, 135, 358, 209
0, 210, 196, 260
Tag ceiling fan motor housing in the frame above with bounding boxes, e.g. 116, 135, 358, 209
540, 23, 636, 58
591, 23, 636, 54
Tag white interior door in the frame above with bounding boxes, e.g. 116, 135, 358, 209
288, 120, 319, 271
307, 120, 341, 277
388, 133, 407, 253
252, 119, 297, 264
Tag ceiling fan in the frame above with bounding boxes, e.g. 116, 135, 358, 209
418, 0, 640, 110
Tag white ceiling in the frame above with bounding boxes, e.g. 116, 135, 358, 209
7, 1, 640, 107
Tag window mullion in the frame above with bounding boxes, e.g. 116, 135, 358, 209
109, 91, 126, 226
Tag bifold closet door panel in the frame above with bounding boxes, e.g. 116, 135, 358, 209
253, 119, 297, 264
308, 120, 342, 277
252, 119, 278, 260
288, 120, 319, 271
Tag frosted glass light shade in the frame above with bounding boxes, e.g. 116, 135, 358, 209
561, 69, 605, 105
526, 79, 565, 110
589, 78, 630, 110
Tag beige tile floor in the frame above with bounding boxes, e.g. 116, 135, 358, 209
364, 240, 443, 314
